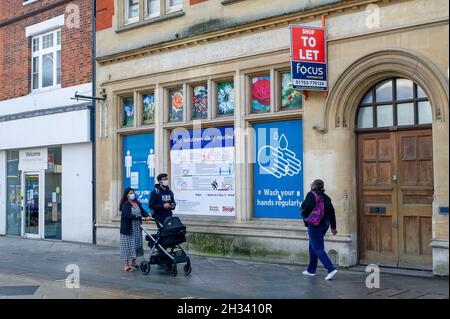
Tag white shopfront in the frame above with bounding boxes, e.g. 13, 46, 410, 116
0, 84, 94, 243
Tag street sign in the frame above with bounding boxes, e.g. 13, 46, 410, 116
290, 25, 328, 91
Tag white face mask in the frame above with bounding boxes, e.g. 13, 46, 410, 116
161, 180, 169, 187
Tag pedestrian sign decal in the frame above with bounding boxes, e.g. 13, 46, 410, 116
290, 25, 328, 91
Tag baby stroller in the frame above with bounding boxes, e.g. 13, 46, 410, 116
139, 216, 191, 277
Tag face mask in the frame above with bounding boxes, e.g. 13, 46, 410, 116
128, 194, 135, 201
161, 180, 169, 187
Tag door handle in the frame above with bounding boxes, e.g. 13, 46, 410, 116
392, 174, 398, 182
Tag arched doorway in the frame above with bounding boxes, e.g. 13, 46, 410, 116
356, 78, 433, 270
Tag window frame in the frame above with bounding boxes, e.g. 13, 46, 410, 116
355, 78, 432, 132
123, 0, 183, 26
31, 29, 61, 92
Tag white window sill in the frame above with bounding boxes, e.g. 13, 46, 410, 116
30, 85, 62, 95
23, 0, 39, 6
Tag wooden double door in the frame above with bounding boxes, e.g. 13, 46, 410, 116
358, 129, 433, 269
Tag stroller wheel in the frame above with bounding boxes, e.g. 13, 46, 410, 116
140, 261, 151, 275
164, 264, 172, 273
171, 264, 178, 277
183, 261, 192, 276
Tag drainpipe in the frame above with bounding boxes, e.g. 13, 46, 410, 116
91, 0, 97, 245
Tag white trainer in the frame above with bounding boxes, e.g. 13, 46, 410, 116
302, 270, 316, 277
325, 269, 337, 280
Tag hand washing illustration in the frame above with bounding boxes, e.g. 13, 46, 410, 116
257, 132, 302, 179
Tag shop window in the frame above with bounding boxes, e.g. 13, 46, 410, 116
216, 80, 235, 116
45, 147, 62, 240
121, 96, 135, 127
251, 74, 271, 113
6, 151, 21, 236
125, 0, 183, 26
31, 29, 61, 91
192, 84, 208, 120
280, 71, 302, 110
142, 92, 156, 125
356, 78, 432, 130
168, 88, 184, 122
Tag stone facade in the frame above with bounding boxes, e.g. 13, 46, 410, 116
94, 0, 449, 275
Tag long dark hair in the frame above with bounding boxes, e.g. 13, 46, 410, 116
311, 179, 325, 192
120, 187, 135, 211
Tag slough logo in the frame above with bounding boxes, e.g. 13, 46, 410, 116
222, 206, 235, 213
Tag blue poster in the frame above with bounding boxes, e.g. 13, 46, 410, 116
123, 133, 155, 212
253, 120, 303, 219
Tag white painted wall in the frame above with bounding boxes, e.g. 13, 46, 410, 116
0, 109, 90, 150
61, 143, 93, 243
0, 83, 91, 116
0, 151, 6, 235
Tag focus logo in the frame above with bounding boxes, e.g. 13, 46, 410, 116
222, 206, 235, 213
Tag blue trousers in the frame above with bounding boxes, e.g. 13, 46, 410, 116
307, 220, 336, 273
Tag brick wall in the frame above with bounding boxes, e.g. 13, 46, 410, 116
96, 0, 114, 31
0, 0, 92, 101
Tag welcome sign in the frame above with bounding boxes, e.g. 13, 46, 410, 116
18, 148, 48, 171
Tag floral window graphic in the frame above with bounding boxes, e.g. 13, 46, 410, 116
251, 75, 271, 113
122, 96, 135, 127
281, 72, 302, 109
217, 81, 235, 116
143, 93, 155, 125
192, 85, 208, 120
169, 88, 184, 122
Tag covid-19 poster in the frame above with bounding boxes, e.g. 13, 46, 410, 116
123, 133, 155, 212
253, 120, 303, 219
170, 126, 235, 216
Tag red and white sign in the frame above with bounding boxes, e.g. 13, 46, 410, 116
291, 26, 326, 63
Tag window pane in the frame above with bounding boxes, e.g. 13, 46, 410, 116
217, 81, 235, 116
32, 38, 39, 52
128, 0, 140, 19
32, 56, 39, 90
397, 103, 414, 126
122, 96, 135, 127
192, 85, 208, 120
375, 80, 393, 103
396, 79, 413, 100
168, 0, 182, 7
361, 90, 373, 104
143, 93, 155, 125
6, 151, 21, 236
376, 104, 393, 127
417, 85, 428, 99
146, 0, 160, 17
42, 53, 54, 87
357, 106, 373, 129
169, 89, 184, 122
281, 72, 302, 109
57, 30, 61, 45
43, 34, 54, 49
418, 101, 432, 124
45, 147, 62, 240
56, 50, 61, 85
251, 75, 271, 113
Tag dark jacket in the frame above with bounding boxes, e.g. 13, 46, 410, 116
301, 189, 336, 229
120, 200, 149, 235
149, 184, 176, 225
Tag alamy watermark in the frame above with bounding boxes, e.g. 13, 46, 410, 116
365, 264, 380, 289
65, 264, 80, 289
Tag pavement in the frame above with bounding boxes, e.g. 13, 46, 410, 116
0, 236, 448, 299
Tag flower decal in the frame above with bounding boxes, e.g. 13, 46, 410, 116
218, 81, 235, 115
169, 89, 184, 122
252, 76, 271, 112
193, 85, 208, 119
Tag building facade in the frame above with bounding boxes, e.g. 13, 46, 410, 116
0, 0, 94, 243
95, 0, 449, 275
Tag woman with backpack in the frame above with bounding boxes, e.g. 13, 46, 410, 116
119, 187, 151, 272
301, 179, 338, 280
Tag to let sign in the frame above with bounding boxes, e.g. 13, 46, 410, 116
290, 25, 328, 91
